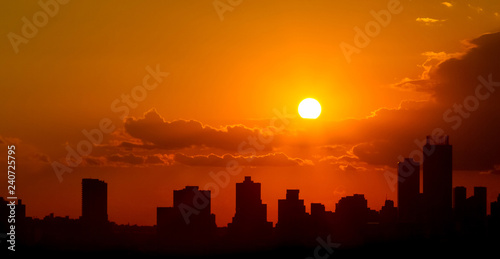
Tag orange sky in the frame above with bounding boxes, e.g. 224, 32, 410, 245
1, 0, 500, 227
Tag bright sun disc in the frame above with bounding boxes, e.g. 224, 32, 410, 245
298, 98, 321, 119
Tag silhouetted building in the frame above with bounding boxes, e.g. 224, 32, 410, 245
156, 207, 182, 237
398, 158, 420, 223
228, 176, 272, 239
473, 187, 487, 220
157, 186, 216, 241
5, 168, 500, 256
377, 199, 398, 241
310, 202, 332, 236
81, 179, 108, 224
276, 189, 309, 240
453, 186, 488, 236
311, 203, 326, 217
335, 194, 369, 222
492, 194, 500, 218
465, 187, 487, 235
423, 135, 452, 234
335, 194, 372, 243
380, 200, 397, 225
18, 199, 26, 220
490, 194, 500, 238
453, 186, 467, 231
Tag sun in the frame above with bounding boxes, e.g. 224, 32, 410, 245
298, 98, 321, 119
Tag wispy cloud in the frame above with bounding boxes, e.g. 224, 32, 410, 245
174, 153, 314, 167
416, 17, 447, 25
442, 2, 453, 8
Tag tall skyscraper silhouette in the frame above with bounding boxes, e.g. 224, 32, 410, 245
423, 135, 452, 233
277, 190, 307, 226
380, 199, 398, 225
81, 178, 108, 224
228, 176, 272, 238
398, 158, 420, 223
276, 189, 309, 240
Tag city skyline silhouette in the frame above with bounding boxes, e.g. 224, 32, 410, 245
2, 135, 500, 257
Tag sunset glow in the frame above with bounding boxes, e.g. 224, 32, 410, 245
298, 98, 322, 119
2, 1, 500, 256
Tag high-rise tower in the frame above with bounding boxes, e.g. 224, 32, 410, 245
81, 178, 108, 224
423, 135, 452, 232
228, 176, 272, 238
398, 158, 420, 223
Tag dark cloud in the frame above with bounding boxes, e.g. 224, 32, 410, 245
108, 154, 145, 165
340, 164, 366, 171
118, 32, 500, 172
119, 142, 157, 150
81, 153, 172, 167
174, 152, 313, 167
352, 140, 401, 166
317, 154, 368, 172
79, 152, 310, 168
145, 154, 165, 164
393, 32, 500, 106
320, 145, 352, 156
344, 32, 500, 171
83, 156, 106, 166
124, 109, 279, 151
318, 155, 359, 165
0, 135, 51, 165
